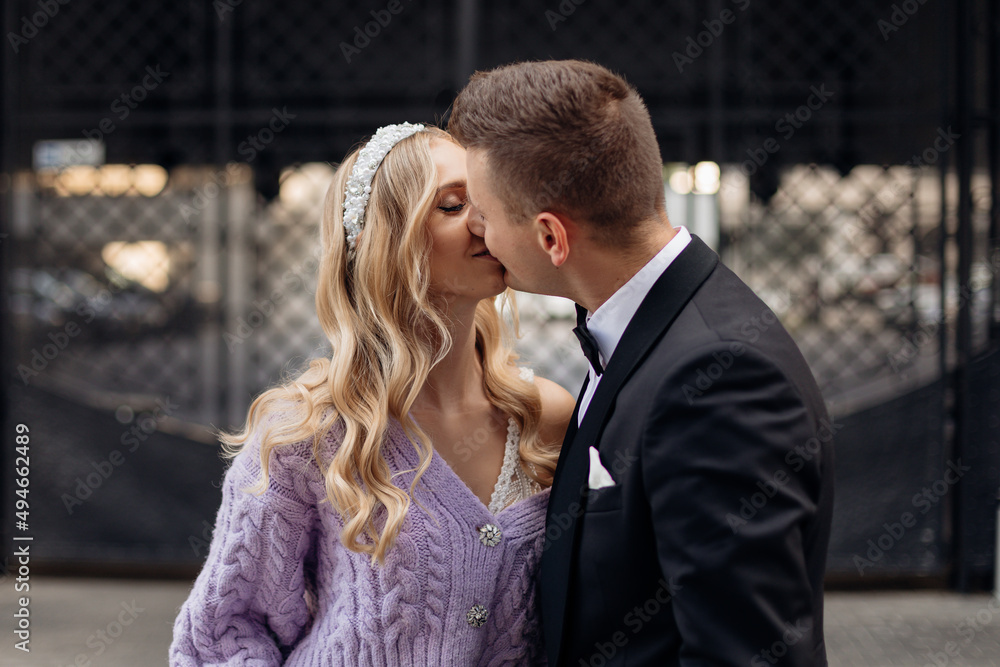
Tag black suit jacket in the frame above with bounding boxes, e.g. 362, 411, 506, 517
540, 236, 834, 666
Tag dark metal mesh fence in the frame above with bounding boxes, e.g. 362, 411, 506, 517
4, 0, 997, 580
10, 167, 210, 425
720, 162, 949, 409
5, 152, 979, 431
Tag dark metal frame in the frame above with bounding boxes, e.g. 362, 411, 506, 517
2, 0, 998, 586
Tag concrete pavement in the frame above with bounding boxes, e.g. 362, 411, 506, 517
2, 578, 1000, 666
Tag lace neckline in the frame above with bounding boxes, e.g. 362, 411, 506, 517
487, 417, 541, 515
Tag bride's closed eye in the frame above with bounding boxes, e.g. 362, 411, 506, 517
438, 201, 467, 214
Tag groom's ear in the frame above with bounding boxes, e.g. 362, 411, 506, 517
534, 211, 573, 267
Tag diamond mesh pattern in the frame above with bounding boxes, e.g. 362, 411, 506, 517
236, 0, 451, 98
742, 1, 892, 90
6, 0, 970, 425
12, 174, 205, 421
22, 0, 209, 102
478, 1, 700, 93
720, 162, 945, 402
247, 182, 329, 391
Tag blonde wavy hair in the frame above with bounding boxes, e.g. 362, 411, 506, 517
221, 125, 559, 564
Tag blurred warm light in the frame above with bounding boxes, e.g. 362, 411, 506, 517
101, 241, 171, 292
668, 168, 693, 195
59, 165, 100, 196
99, 164, 133, 196
133, 164, 169, 196
666, 162, 721, 195
693, 161, 721, 194
52, 164, 169, 197
279, 162, 336, 211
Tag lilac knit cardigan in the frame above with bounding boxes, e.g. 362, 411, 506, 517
170, 416, 550, 666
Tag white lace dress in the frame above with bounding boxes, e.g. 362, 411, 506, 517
487, 367, 543, 514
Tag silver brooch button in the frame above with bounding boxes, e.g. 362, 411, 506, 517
478, 523, 502, 547
466, 604, 488, 628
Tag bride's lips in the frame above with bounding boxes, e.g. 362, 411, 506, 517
472, 248, 501, 263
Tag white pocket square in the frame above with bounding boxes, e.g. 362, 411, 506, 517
588, 446, 616, 490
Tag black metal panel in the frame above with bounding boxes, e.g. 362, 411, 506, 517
2, 0, 995, 587
5, 384, 225, 568
826, 379, 948, 579
958, 347, 1000, 587
235, 0, 453, 101
3, 0, 953, 168
17, 0, 211, 103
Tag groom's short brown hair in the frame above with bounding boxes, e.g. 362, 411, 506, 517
448, 59, 665, 246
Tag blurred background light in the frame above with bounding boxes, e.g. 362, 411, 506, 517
133, 164, 169, 196
57, 165, 99, 196
693, 161, 721, 195
98, 164, 133, 196
101, 241, 171, 292
51, 164, 169, 197
667, 166, 693, 195
278, 162, 336, 212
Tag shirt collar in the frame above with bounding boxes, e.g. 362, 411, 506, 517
586, 226, 692, 368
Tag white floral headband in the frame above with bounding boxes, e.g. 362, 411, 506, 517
342, 122, 424, 253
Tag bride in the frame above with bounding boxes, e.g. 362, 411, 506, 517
170, 122, 574, 665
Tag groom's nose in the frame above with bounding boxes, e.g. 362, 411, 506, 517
467, 206, 486, 237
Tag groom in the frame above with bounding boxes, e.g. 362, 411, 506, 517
450, 60, 834, 666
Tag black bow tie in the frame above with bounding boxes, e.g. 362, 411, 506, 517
572, 304, 604, 376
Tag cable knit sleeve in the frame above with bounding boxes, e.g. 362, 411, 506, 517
170, 430, 320, 666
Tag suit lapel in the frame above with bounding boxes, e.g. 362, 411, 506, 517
540, 235, 719, 665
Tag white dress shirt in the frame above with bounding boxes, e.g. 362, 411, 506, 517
577, 226, 692, 424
